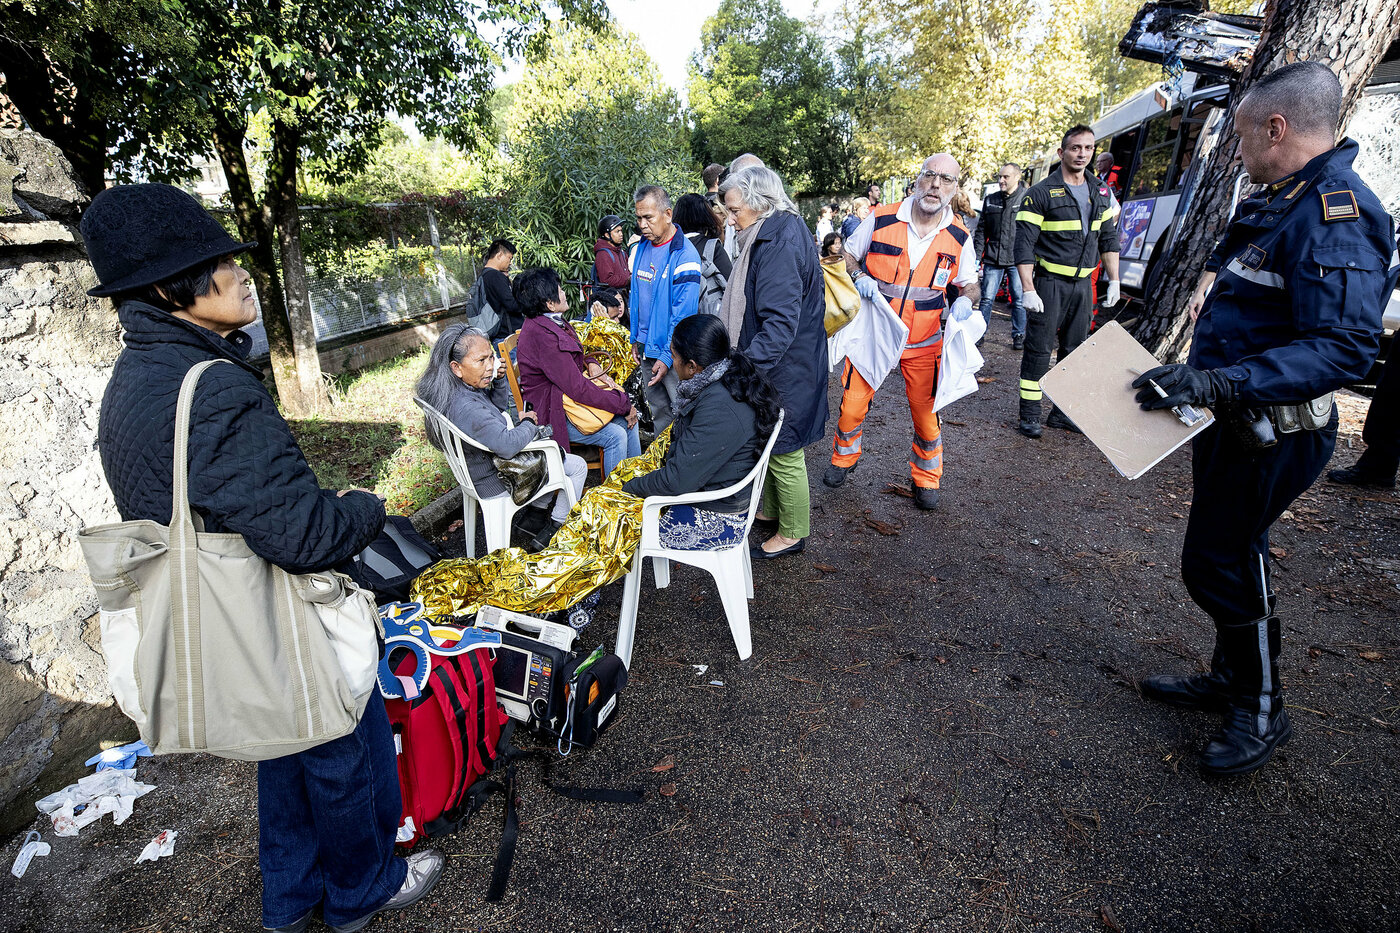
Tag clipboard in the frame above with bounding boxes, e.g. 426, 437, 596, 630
1039, 321, 1215, 480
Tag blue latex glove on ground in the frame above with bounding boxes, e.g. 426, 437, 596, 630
85, 740, 152, 772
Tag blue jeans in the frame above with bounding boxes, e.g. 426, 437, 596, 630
258, 693, 407, 929
568, 415, 641, 476
979, 264, 1026, 337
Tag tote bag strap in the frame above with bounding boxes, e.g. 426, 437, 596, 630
168, 358, 229, 749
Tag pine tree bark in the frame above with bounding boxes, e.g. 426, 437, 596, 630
1129, 0, 1400, 360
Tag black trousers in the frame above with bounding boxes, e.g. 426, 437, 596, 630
1360, 352, 1400, 473
1182, 415, 1336, 711
1019, 272, 1093, 411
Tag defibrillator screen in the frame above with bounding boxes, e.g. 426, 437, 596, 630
494, 648, 529, 697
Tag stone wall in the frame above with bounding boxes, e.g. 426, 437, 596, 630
0, 130, 129, 830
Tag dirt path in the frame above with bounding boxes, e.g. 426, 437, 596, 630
5, 324, 1398, 933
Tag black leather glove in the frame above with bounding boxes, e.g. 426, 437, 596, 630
1132, 364, 1234, 410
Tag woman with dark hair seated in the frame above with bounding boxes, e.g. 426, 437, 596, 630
416, 322, 587, 550
622, 314, 780, 547
514, 267, 641, 476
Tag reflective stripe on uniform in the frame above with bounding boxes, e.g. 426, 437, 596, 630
1019, 378, 1042, 401
1016, 211, 1044, 226
912, 431, 942, 470
835, 425, 862, 455
1036, 257, 1093, 278
1225, 257, 1285, 289
912, 450, 942, 471
1039, 219, 1080, 232
906, 332, 943, 350
877, 281, 944, 302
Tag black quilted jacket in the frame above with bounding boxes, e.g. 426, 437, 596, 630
97, 301, 384, 574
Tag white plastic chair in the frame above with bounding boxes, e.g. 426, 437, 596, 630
414, 397, 578, 558
616, 412, 784, 668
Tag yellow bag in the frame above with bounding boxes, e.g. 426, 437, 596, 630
822, 260, 861, 336
563, 352, 616, 434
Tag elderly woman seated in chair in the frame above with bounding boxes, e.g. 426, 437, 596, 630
417, 323, 586, 551
621, 314, 780, 549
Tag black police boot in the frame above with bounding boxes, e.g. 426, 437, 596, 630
1200, 616, 1289, 777
1327, 455, 1397, 488
1140, 643, 1231, 712
1046, 407, 1083, 434
1012, 334, 1025, 351
823, 460, 857, 488
1017, 399, 1042, 438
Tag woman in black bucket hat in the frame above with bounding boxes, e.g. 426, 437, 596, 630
82, 184, 443, 933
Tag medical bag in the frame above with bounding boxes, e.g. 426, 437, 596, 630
349, 515, 441, 604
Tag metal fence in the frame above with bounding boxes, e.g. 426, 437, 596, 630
238, 202, 479, 359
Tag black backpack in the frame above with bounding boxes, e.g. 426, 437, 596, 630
349, 515, 441, 604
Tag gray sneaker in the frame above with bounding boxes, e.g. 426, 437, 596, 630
332, 850, 445, 933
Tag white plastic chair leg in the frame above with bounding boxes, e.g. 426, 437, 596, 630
483, 502, 516, 554
653, 556, 671, 590
617, 558, 642, 669
711, 555, 753, 660
741, 545, 754, 599
462, 496, 479, 559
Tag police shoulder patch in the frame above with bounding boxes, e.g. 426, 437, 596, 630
1321, 190, 1361, 222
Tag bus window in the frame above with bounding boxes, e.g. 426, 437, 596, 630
1132, 108, 1183, 195
1173, 100, 1214, 186
1103, 127, 1142, 196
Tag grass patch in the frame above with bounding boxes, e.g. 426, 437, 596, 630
286, 348, 455, 516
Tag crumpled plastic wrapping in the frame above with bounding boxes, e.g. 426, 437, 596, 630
35, 769, 156, 836
412, 428, 670, 617
575, 317, 636, 384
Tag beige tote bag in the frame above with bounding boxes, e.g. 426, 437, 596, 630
78, 360, 382, 761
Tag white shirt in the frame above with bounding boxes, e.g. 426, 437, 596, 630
815, 218, 833, 240
845, 198, 978, 288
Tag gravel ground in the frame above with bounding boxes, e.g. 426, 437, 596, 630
5, 316, 1398, 933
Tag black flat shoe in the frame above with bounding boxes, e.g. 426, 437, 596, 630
751, 537, 806, 560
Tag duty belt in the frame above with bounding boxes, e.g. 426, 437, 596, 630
1271, 393, 1333, 433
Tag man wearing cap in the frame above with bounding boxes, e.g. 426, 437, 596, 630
81, 183, 444, 932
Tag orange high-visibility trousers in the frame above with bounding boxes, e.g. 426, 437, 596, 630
831, 352, 943, 488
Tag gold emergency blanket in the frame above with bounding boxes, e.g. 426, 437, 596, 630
411, 427, 671, 617
574, 317, 636, 383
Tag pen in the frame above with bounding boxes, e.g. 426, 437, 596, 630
1128, 368, 1208, 428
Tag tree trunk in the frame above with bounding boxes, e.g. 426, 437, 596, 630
210, 112, 319, 417
266, 123, 329, 417
1130, 0, 1400, 360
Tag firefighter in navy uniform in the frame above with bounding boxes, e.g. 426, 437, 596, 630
1134, 62, 1399, 777
1014, 124, 1122, 437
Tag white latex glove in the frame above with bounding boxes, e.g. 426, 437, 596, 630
855, 275, 883, 303
1103, 279, 1121, 308
1023, 290, 1045, 314
950, 296, 974, 322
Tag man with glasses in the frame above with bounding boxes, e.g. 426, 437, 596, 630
1013, 124, 1122, 438
973, 163, 1029, 349
824, 154, 980, 510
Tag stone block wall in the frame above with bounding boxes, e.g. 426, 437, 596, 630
0, 130, 129, 830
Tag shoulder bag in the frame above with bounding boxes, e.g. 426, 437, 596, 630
562, 352, 617, 435
77, 360, 382, 761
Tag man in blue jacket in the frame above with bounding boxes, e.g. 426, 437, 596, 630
1133, 62, 1399, 777
630, 184, 702, 435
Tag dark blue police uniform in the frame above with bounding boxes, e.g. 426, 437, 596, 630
1172, 138, 1398, 773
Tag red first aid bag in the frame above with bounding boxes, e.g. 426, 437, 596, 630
384, 644, 508, 847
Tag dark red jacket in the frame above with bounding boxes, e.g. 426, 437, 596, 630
516, 314, 631, 451
593, 237, 630, 289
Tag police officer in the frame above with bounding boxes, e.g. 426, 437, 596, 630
1134, 62, 1400, 777
1014, 125, 1122, 438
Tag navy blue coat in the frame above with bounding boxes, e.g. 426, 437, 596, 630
736, 210, 830, 455
1192, 139, 1399, 405
97, 301, 385, 574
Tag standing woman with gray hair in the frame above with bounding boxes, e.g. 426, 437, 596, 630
718, 166, 830, 559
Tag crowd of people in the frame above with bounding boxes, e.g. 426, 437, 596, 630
76, 60, 1396, 933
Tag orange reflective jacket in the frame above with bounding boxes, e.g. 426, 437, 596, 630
862, 203, 970, 356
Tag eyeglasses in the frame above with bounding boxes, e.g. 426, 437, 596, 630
919, 171, 959, 186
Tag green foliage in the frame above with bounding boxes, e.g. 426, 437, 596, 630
499, 23, 695, 278
688, 0, 851, 193
306, 127, 493, 203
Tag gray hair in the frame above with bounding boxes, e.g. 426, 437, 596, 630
1239, 60, 1343, 139
728, 153, 765, 173
717, 166, 799, 220
416, 322, 491, 450
633, 184, 671, 211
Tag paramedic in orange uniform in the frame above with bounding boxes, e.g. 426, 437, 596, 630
823, 153, 980, 510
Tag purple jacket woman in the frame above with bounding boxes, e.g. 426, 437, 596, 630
517, 312, 630, 453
